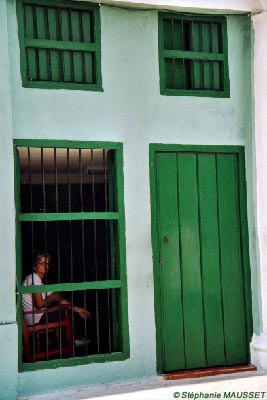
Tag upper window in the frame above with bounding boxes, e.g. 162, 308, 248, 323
14, 140, 129, 371
17, 0, 102, 91
158, 13, 230, 97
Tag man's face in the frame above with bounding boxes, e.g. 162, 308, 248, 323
34, 256, 50, 277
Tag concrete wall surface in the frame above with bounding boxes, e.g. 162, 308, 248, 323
0, 1, 18, 399
0, 0, 257, 397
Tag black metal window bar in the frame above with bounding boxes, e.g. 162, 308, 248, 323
16, 146, 122, 363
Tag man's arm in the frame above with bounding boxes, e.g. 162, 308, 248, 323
33, 292, 90, 319
60, 298, 90, 318
32, 292, 60, 309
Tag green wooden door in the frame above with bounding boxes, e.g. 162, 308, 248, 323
153, 147, 252, 372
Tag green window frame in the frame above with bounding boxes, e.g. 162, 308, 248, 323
158, 13, 230, 97
14, 139, 129, 371
16, 0, 102, 91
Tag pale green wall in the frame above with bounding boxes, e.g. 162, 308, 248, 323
242, 18, 262, 335
0, 2, 18, 399
0, 1, 257, 397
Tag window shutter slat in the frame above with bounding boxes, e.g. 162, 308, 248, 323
36, 6, 46, 39
82, 12, 92, 43
174, 59, 184, 89
27, 48, 38, 80
213, 61, 221, 90
203, 61, 212, 89
38, 48, 49, 80
24, 5, 35, 38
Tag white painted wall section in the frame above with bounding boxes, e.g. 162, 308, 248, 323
76, 0, 252, 13
250, 11, 267, 370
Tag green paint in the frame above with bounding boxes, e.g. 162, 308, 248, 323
162, 50, 225, 61
150, 145, 252, 372
197, 154, 225, 366
177, 153, 206, 369
14, 139, 122, 149
114, 144, 130, 355
16, 0, 102, 91
238, 152, 253, 347
25, 39, 97, 52
108, 151, 120, 350
18, 280, 122, 293
21, 352, 129, 373
14, 139, 129, 372
216, 154, 247, 364
158, 12, 230, 97
150, 144, 243, 153
18, 212, 119, 221
156, 153, 185, 371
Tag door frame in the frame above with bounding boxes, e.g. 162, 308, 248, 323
149, 144, 253, 373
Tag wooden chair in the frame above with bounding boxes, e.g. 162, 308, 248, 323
22, 305, 73, 362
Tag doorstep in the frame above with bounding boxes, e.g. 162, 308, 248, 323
163, 364, 257, 380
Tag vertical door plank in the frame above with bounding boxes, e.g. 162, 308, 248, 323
217, 154, 247, 365
198, 154, 225, 366
177, 153, 206, 369
238, 153, 253, 347
156, 153, 185, 371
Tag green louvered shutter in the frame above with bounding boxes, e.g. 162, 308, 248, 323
17, 0, 102, 90
159, 13, 230, 97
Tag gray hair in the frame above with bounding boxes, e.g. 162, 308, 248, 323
33, 252, 50, 267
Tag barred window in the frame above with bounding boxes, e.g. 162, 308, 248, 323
17, 0, 102, 91
14, 141, 129, 370
158, 13, 230, 97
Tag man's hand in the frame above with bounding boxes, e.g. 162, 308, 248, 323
48, 292, 61, 303
73, 306, 90, 319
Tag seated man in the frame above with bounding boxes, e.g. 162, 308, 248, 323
22, 252, 90, 327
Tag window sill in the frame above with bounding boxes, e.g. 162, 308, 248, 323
160, 88, 230, 98
19, 351, 130, 372
22, 81, 104, 92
